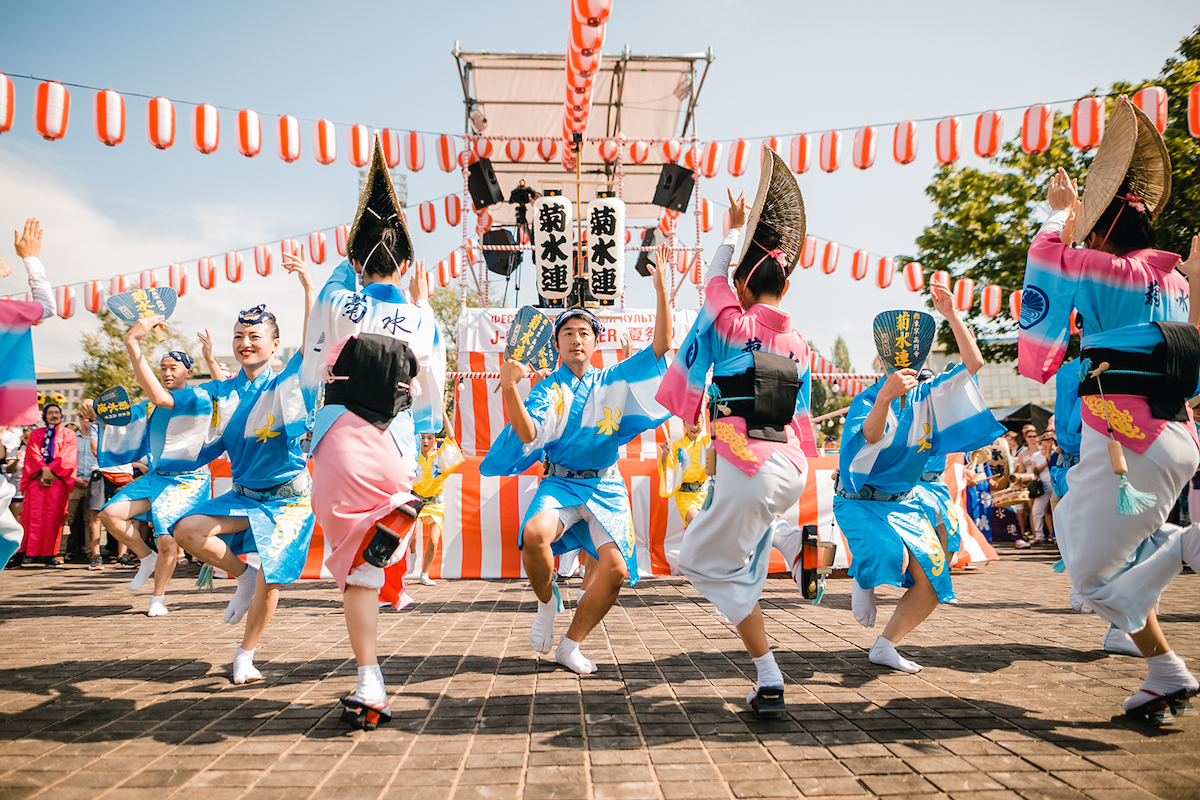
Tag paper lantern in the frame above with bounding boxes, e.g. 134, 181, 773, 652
851, 127, 876, 170
561, 149, 578, 172
110, 276, 127, 296
572, 0, 611, 26
444, 195, 462, 228
875, 257, 894, 289
147, 98, 178, 150
505, 139, 526, 162
83, 281, 105, 313
819, 131, 841, 172
225, 251, 243, 283
851, 250, 870, 280
800, 236, 817, 269
1189, 84, 1200, 139
821, 242, 839, 274
198, 257, 216, 289
567, 46, 602, 76
348, 123, 370, 167
1133, 86, 1168, 133
699, 141, 722, 178
0, 73, 13, 134
313, 119, 336, 164
396, 130, 418, 171
236, 109, 261, 157
1071, 98, 1104, 150
277, 115, 301, 162
661, 139, 682, 163
281, 238, 300, 260
789, 134, 812, 174
892, 121, 917, 164
684, 143, 701, 171
532, 193, 574, 299
691, 254, 703, 285
728, 138, 750, 176
1009, 290, 1021, 320
700, 199, 714, 232
659, 211, 676, 236
475, 208, 492, 236
93, 89, 125, 146
537, 138, 558, 162
308, 231, 326, 264
953, 277, 975, 311
419, 201, 436, 233
434, 260, 447, 288
436, 134, 457, 172
585, 194, 625, 303
449, 250, 462, 278
931, 270, 951, 294
628, 139, 649, 164
599, 138, 620, 163
35, 81, 70, 140
974, 111, 1003, 158
903, 261, 923, 292
193, 103, 219, 154
335, 224, 349, 257
761, 136, 781, 163
55, 286, 75, 319
570, 18, 604, 55
935, 116, 960, 165
460, 149, 479, 169
139, 270, 156, 290
169, 263, 187, 297
981, 284, 1002, 317
1021, 104, 1053, 154
473, 137, 493, 160
254, 244, 272, 277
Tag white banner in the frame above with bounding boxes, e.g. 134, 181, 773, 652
457, 307, 698, 355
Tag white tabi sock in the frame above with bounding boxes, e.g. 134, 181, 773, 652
129, 551, 157, 591
1124, 651, 1200, 711
147, 595, 168, 617
232, 647, 261, 685
1069, 585, 1092, 614
555, 636, 597, 674
354, 664, 388, 708
869, 636, 922, 674
851, 580, 877, 627
530, 598, 557, 654
1102, 627, 1142, 657
752, 652, 783, 690
224, 565, 258, 625
419, 572, 436, 586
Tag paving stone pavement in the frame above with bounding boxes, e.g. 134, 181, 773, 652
2, 549, 1200, 800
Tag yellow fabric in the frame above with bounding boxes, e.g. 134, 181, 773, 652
674, 490, 706, 526
412, 437, 464, 498
657, 433, 710, 498
417, 502, 446, 530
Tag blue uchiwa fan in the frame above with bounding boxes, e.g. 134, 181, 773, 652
504, 306, 557, 372
95, 386, 133, 426
873, 310, 935, 409
106, 286, 178, 324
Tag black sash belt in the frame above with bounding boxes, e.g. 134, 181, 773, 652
710, 351, 801, 443
1079, 322, 1200, 422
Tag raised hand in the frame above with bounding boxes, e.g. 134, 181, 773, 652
281, 252, 314, 293
880, 368, 919, 402
1178, 232, 1200, 282
726, 189, 748, 230
13, 218, 43, 259
499, 357, 528, 389
409, 259, 429, 302
930, 274, 954, 318
1047, 167, 1078, 212
126, 314, 166, 345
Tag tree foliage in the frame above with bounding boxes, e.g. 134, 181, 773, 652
915, 26, 1200, 362
72, 312, 196, 402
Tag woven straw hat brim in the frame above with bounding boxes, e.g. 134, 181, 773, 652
737, 148, 806, 277
1074, 96, 1171, 244
347, 132, 414, 263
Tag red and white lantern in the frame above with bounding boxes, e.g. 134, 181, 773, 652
903, 261, 924, 292
35, 81, 70, 141
475, 208, 492, 236
819, 131, 841, 172
147, 97, 176, 149
1009, 290, 1021, 320
404, 130, 424, 171
198, 257, 216, 290
953, 277, 975, 311
628, 139, 649, 164
193, 103, 219, 154
598, 138, 620, 163
761, 136, 781, 162
931, 270, 951, 294
313, 119, 336, 164
335, 224, 349, 257
1189, 83, 1200, 139
436, 260, 449, 288
309, 231, 326, 264
876, 257, 894, 289
94, 89, 125, 146
659, 210, 676, 237
169, 263, 187, 297
727, 138, 750, 176
83, 281, 105, 314
473, 137, 493, 160
851, 250, 870, 280
893, 121, 918, 164
445, 195, 462, 227
459, 149, 477, 169
236, 109, 261, 157
852, 127, 876, 170
699, 141, 722, 178
377, 128, 399, 168
936, 117, 960, 164
572, 0, 611, 26
821, 242, 839, 274
277, 115, 301, 162
348, 123, 371, 167
570, 17, 605, 53
691, 254, 703, 285
974, 111, 1003, 158
0, 73, 13, 134
981, 284, 1003, 317
505, 139, 526, 162
662, 139, 682, 163
800, 236, 817, 269
684, 143, 700, 171
701, 199, 714, 232
789, 134, 812, 173
449, 250, 462, 278
281, 238, 300, 260
110, 275, 127, 296
436, 134, 457, 172
1071, 97, 1104, 150
1133, 86, 1168, 133
225, 251, 243, 283
1021, 104, 1053, 154
419, 201, 436, 233
537, 138, 558, 162
55, 285, 75, 319
139, 270, 156, 290
254, 244, 272, 277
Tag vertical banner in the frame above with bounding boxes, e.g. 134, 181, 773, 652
532, 191, 573, 299
586, 193, 625, 303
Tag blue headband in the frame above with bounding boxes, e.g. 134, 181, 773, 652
238, 304, 276, 327
162, 351, 194, 370
553, 309, 604, 340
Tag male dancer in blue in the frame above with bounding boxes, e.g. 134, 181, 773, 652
482, 256, 671, 675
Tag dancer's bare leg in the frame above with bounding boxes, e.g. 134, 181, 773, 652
871, 549, 938, 673
152, 536, 178, 596
557, 543, 626, 675
99, 499, 153, 559
522, 510, 564, 654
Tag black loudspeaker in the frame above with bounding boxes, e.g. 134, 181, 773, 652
482, 230, 521, 276
467, 158, 504, 210
652, 163, 695, 213
634, 228, 661, 277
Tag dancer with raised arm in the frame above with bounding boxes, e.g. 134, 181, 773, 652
411, 411, 463, 586
657, 415, 710, 528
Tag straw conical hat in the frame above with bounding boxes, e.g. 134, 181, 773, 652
347, 132, 414, 264
738, 147, 806, 276
1074, 95, 1171, 244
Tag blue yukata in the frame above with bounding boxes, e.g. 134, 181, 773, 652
912, 453, 962, 558
97, 387, 224, 535
835, 365, 1004, 603
480, 346, 669, 584
185, 352, 315, 585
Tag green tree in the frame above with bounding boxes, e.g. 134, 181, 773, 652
809, 336, 855, 444
72, 312, 195, 402
915, 26, 1200, 362
427, 285, 479, 374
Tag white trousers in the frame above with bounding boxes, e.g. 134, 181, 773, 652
678, 451, 806, 625
1068, 422, 1199, 633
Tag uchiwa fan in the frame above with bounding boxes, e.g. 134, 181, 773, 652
873, 310, 935, 408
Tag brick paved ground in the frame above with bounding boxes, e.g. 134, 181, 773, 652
2, 548, 1199, 800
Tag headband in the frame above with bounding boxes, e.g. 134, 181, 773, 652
238, 304, 276, 327
553, 309, 604, 340
162, 351, 195, 370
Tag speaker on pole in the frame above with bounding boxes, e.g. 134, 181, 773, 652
482, 229, 521, 276
467, 158, 504, 210
652, 163, 694, 213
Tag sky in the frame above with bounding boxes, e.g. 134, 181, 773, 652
1, 0, 1196, 373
